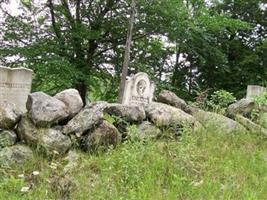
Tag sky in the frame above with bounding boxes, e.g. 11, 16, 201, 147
1, 0, 20, 16
2, 0, 267, 16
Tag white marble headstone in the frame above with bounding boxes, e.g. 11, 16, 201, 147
0, 66, 33, 112
246, 85, 266, 99
122, 72, 155, 105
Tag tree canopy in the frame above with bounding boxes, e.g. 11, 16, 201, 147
0, 0, 266, 102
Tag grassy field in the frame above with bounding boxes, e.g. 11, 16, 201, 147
0, 128, 267, 200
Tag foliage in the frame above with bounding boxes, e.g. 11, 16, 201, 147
206, 90, 236, 113
103, 113, 116, 125
253, 92, 267, 107
192, 89, 236, 114
0, 0, 264, 102
250, 92, 267, 121
0, 127, 267, 199
125, 125, 140, 142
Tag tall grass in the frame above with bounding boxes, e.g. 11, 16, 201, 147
0, 127, 266, 200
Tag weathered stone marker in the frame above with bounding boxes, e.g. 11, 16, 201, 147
122, 72, 155, 105
0, 66, 33, 112
246, 85, 266, 99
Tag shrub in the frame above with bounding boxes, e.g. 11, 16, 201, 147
253, 91, 267, 106
193, 89, 236, 114
250, 92, 267, 122
208, 90, 236, 108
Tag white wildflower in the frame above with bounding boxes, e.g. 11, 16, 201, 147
32, 171, 40, 176
192, 180, 204, 187
21, 186, 30, 192
53, 150, 59, 155
49, 162, 58, 169
18, 174, 25, 178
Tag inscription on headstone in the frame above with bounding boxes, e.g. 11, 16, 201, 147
122, 72, 155, 105
246, 85, 266, 99
0, 66, 33, 112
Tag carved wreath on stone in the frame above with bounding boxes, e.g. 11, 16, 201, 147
136, 80, 147, 96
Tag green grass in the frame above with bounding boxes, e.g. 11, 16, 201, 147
0, 128, 267, 200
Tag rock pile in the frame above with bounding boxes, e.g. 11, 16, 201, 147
1, 88, 266, 166
227, 98, 267, 136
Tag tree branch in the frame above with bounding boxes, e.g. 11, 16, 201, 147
76, 0, 81, 23
60, 0, 75, 27
47, 0, 61, 40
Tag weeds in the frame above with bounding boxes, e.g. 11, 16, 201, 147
0, 127, 266, 200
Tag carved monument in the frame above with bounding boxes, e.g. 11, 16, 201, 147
122, 72, 155, 105
246, 85, 266, 99
0, 66, 33, 112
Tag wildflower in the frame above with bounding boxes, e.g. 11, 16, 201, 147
18, 174, 25, 178
53, 150, 59, 155
32, 171, 40, 176
21, 186, 30, 192
49, 162, 58, 169
192, 180, 204, 187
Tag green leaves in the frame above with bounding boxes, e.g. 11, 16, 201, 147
0, 0, 265, 101
20, 0, 31, 9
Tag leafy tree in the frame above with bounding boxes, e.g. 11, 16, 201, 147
205, 0, 267, 97
0, 0, 130, 102
0, 0, 265, 103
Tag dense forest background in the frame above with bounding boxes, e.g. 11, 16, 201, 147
0, 0, 266, 102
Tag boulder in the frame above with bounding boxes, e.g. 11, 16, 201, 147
17, 115, 71, 154
258, 112, 267, 129
236, 114, 267, 136
0, 130, 17, 148
17, 115, 39, 144
158, 90, 191, 113
227, 98, 255, 117
54, 89, 83, 117
136, 121, 161, 140
0, 101, 21, 129
192, 110, 247, 134
104, 103, 146, 123
0, 145, 33, 166
27, 92, 69, 127
82, 120, 121, 151
63, 101, 108, 136
39, 129, 71, 154
145, 102, 201, 130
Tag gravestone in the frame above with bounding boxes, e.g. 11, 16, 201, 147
0, 66, 33, 112
122, 72, 155, 105
246, 85, 266, 99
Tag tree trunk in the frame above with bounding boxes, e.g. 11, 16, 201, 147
118, 0, 137, 103
187, 53, 193, 96
172, 40, 181, 85
75, 81, 87, 105
188, 64, 193, 95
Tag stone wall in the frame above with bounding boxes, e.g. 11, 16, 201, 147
1, 88, 266, 166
